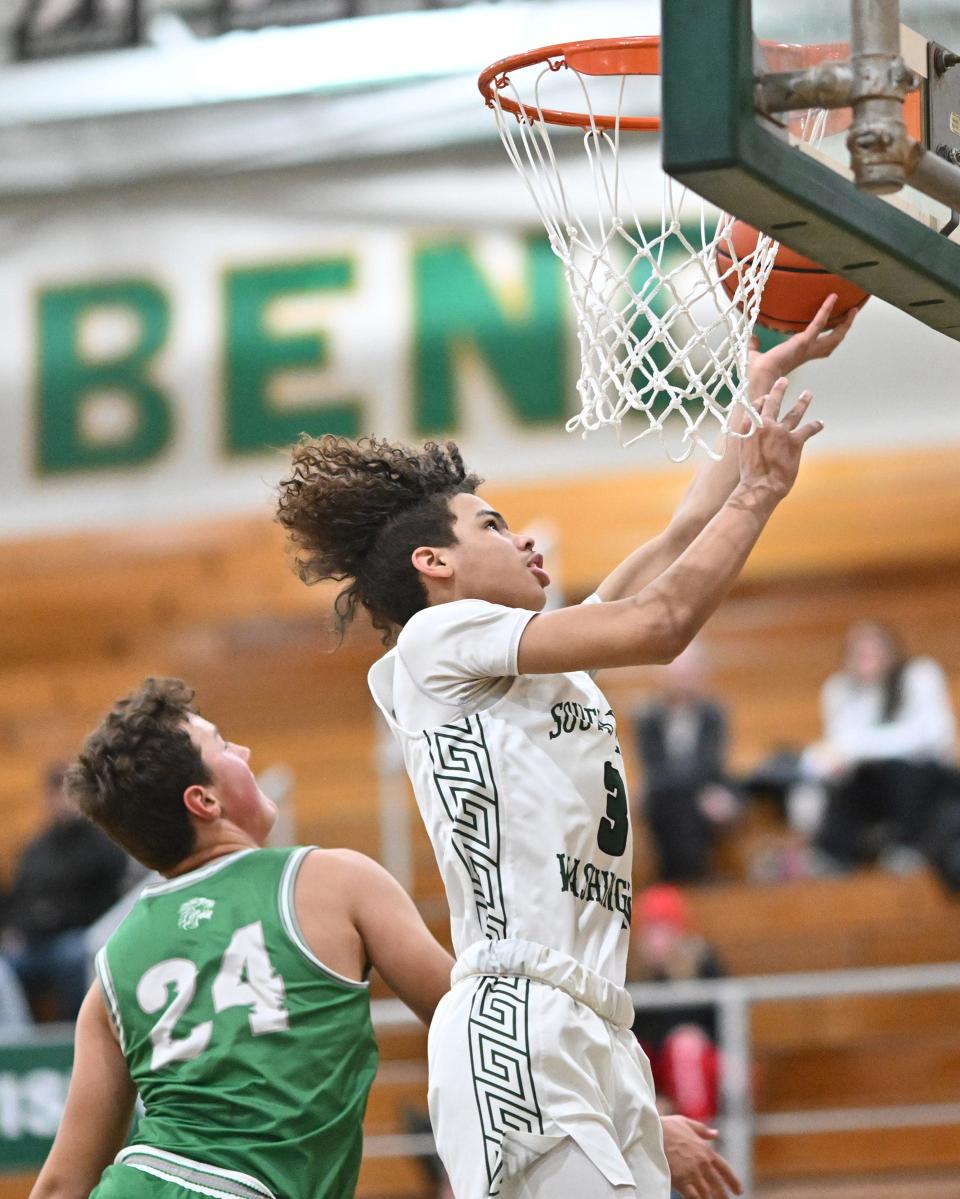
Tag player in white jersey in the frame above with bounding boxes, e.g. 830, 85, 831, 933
277, 300, 854, 1198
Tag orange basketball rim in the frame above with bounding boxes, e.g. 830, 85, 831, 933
478, 36, 661, 132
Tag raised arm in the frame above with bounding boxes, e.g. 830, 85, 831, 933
294, 849, 452, 1026
518, 379, 821, 674
297, 848, 450, 1026
346, 853, 453, 1026
596, 295, 855, 603
30, 984, 137, 1199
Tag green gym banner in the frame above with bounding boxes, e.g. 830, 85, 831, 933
0, 174, 956, 540
0, 200, 623, 540
0, 1036, 72, 1170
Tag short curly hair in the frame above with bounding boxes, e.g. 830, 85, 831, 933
65, 677, 212, 872
276, 435, 481, 639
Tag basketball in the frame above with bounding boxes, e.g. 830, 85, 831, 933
716, 219, 869, 333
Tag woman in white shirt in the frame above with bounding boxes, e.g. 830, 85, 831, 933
277, 304, 852, 1199
807, 621, 956, 869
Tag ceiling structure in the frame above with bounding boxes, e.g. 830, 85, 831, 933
1, 0, 959, 199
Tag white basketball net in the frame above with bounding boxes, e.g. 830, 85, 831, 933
488, 62, 783, 461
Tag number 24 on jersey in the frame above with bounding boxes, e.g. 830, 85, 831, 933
136, 920, 289, 1071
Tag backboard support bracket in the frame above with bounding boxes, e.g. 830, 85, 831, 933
660, 0, 960, 339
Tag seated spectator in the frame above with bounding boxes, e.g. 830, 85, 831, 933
629, 885, 723, 1124
801, 622, 957, 872
1, 763, 130, 1020
924, 770, 960, 891
633, 644, 741, 882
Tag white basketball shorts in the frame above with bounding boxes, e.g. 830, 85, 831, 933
427, 939, 671, 1199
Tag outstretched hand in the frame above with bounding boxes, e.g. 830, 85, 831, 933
661, 1115, 743, 1199
738, 377, 822, 501
748, 294, 861, 401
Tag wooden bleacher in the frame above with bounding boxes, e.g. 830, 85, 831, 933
0, 445, 958, 1197
684, 869, 960, 975
686, 872, 960, 1187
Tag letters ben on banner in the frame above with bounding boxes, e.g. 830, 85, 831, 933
4, 218, 650, 538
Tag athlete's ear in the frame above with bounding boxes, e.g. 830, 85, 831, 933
183, 785, 221, 823
411, 545, 454, 580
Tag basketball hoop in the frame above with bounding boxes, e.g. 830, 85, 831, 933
479, 36, 780, 461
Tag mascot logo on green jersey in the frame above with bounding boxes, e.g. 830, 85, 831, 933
177, 896, 216, 930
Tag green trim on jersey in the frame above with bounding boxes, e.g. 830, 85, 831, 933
99, 847, 378, 1199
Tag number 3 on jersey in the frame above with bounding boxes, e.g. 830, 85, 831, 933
597, 760, 629, 856
136, 920, 288, 1071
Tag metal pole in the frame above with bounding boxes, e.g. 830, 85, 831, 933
716, 985, 753, 1197
848, 0, 917, 193
754, 61, 854, 118
906, 145, 960, 211
375, 709, 413, 893
754, 1, 960, 212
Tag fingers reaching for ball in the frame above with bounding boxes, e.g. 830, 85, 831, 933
781, 388, 814, 430
758, 377, 790, 422
747, 288, 861, 398
799, 293, 863, 360
739, 378, 823, 499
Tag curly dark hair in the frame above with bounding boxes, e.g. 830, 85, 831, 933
65, 677, 212, 873
276, 435, 482, 639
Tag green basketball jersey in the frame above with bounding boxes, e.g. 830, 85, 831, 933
95, 847, 378, 1199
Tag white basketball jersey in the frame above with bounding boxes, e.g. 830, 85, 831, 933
367, 598, 633, 987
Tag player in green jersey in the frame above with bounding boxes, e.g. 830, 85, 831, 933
31, 677, 744, 1199
28, 676, 452, 1199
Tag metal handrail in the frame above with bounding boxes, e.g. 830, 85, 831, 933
367, 960, 960, 1026
626, 961, 960, 1195
625, 961, 960, 1006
